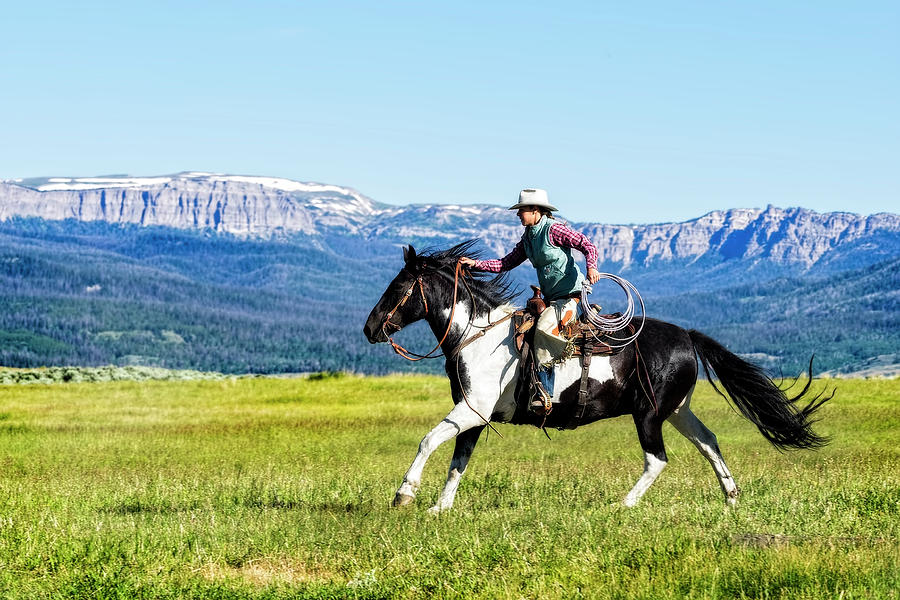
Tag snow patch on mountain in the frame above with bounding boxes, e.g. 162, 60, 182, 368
34, 176, 174, 191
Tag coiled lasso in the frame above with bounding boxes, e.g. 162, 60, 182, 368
580, 273, 646, 348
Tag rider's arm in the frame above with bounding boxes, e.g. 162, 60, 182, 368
549, 223, 598, 271
470, 241, 527, 273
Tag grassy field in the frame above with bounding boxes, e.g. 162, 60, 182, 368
0, 373, 898, 599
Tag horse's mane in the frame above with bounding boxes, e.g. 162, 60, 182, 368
419, 240, 520, 307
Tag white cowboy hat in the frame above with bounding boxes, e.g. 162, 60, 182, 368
508, 188, 558, 211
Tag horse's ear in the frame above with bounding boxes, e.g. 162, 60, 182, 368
403, 245, 417, 265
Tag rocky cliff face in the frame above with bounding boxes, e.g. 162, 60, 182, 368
2, 172, 898, 269
0, 173, 381, 237
579, 207, 900, 268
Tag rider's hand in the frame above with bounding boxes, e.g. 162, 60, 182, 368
587, 268, 601, 284
459, 257, 477, 268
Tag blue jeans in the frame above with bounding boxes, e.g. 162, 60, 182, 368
537, 365, 555, 398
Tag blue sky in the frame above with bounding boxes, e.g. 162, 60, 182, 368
2, 1, 897, 224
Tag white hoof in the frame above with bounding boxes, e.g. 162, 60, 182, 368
725, 487, 739, 507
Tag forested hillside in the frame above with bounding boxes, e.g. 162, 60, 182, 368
1, 219, 403, 374
1, 217, 897, 376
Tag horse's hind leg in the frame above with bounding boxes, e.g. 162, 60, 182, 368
428, 425, 485, 514
668, 391, 739, 505
624, 412, 669, 507
393, 403, 487, 508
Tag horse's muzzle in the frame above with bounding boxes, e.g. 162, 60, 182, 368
363, 321, 389, 344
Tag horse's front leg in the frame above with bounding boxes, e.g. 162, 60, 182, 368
427, 425, 486, 514
393, 403, 488, 508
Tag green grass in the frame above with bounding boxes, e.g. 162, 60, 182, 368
0, 374, 898, 599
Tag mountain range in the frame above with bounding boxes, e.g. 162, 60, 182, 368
1, 172, 898, 377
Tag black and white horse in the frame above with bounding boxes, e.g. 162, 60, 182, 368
363, 242, 830, 513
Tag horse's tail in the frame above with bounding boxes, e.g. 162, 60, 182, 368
688, 329, 832, 451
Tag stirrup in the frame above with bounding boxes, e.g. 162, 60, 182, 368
529, 383, 553, 415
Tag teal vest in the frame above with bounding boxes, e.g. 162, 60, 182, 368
522, 216, 585, 301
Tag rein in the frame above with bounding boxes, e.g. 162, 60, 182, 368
449, 311, 516, 359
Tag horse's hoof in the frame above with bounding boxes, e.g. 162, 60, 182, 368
392, 493, 415, 507
725, 488, 739, 507
427, 505, 450, 515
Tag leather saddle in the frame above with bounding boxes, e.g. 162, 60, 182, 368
512, 285, 545, 354
513, 286, 629, 429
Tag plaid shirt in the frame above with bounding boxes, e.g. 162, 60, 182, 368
474, 222, 598, 273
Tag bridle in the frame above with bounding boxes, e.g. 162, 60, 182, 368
380, 260, 467, 361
